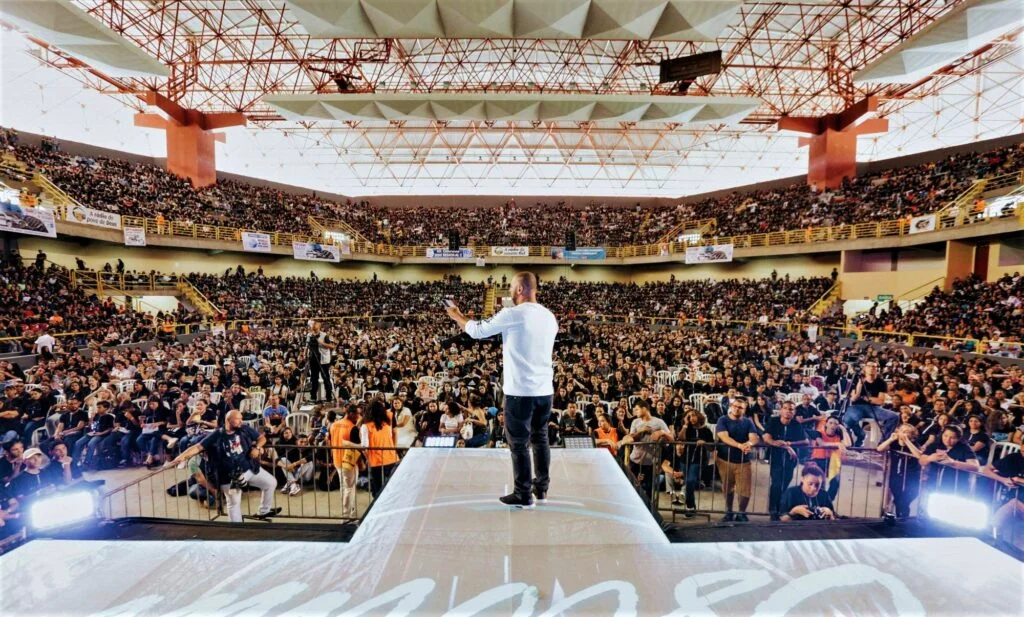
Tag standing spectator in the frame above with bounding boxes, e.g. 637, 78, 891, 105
664, 409, 713, 516
715, 399, 759, 522
921, 425, 980, 496
878, 424, 924, 520
763, 401, 810, 521
360, 399, 399, 498
624, 401, 671, 501
808, 416, 851, 501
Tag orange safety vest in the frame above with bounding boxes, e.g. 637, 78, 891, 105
365, 411, 398, 468
161, 320, 175, 334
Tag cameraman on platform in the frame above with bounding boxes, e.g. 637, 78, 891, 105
166, 409, 280, 521
306, 320, 337, 404
843, 361, 899, 447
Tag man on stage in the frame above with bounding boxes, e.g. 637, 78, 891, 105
446, 272, 558, 508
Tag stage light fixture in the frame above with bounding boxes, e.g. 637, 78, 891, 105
424, 435, 457, 448
29, 490, 97, 532
926, 493, 990, 531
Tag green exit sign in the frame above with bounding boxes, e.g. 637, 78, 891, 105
876, 294, 893, 302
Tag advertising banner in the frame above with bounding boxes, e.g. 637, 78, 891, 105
490, 246, 529, 257
549, 247, 607, 260
685, 244, 734, 264
659, 243, 670, 256
123, 226, 147, 246
241, 231, 272, 253
908, 214, 937, 235
292, 241, 340, 262
339, 239, 352, 255
65, 204, 121, 229
426, 248, 474, 259
0, 197, 57, 238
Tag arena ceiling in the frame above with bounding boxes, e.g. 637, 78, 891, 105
0, 0, 1022, 197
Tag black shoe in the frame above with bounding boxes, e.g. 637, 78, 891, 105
722, 512, 735, 522
735, 513, 749, 522
770, 513, 781, 522
532, 487, 547, 503
254, 507, 283, 519
499, 493, 534, 508
683, 508, 695, 519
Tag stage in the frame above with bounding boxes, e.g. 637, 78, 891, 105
1, 449, 1022, 615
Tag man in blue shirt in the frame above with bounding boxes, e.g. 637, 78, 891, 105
715, 399, 760, 522
262, 394, 289, 437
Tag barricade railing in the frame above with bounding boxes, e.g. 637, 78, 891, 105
100, 444, 411, 524
883, 448, 1022, 547
617, 441, 890, 524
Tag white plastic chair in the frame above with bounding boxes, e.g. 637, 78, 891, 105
287, 412, 311, 435
248, 391, 266, 411
689, 393, 706, 414
988, 441, 1022, 466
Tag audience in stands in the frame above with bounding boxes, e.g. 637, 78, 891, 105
855, 273, 1023, 356
4, 126, 1020, 246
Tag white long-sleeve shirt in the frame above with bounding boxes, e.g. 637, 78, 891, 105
464, 302, 557, 397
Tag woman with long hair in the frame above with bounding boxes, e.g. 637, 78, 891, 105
360, 399, 399, 498
878, 424, 923, 519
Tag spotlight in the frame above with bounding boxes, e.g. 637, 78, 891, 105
29, 490, 97, 532
424, 435, 456, 448
926, 493, 990, 531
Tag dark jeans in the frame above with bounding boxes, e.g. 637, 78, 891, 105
769, 457, 798, 516
889, 471, 921, 519
843, 404, 899, 446
308, 361, 333, 402
503, 394, 552, 499
368, 463, 396, 498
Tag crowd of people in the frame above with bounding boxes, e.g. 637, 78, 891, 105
3, 126, 1021, 247
0, 253, 196, 354
2, 287, 1021, 539
855, 273, 1024, 356
188, 268, 484, 322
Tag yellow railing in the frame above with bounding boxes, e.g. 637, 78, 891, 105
482, 285, 497, 318
808, 281, 841, 317
72, 270, 183, 294
895, 276, 946, 304
5, 155, 1021, 260
178, 277, 221, 318
310, 215, 372, 244
657, 217, 717, 244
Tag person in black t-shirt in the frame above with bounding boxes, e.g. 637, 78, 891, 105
136, 397, 170, 468
763, 401, 811, 520
877, 424, 924, 519
843, 361, 899, 447
71, 401, 115, 470
662, 409, 713, 514
167, 410, 280, 522
981, 451, 1024, 550
780, 464, 836, 521
921, 425, 979, 495
306, 321, 336, 403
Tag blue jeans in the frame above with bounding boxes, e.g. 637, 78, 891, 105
75, 435, 109, 468
666, 463, 702, 508
120, 430, 141, 462
188, 482, 217, 507
843, 404, 899, 446
464, 431, 490, 448
503, 394, 552, 499
136, 432, 163, 457
769, 458, 798, 516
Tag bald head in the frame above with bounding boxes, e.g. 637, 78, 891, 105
225, 409, 243, 429
511, 272, 538, 305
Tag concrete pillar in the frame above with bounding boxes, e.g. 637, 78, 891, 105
944, 240, 975, 290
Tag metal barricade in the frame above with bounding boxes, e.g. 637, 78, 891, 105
99, 444, 409, 524
618, 441, 890, 523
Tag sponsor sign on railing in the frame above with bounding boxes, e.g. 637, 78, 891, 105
550, 247, 607, 260
426, 248, 474, 259
293, 241, 341, 262
490, 246, 529, 257
65, 204, 122, 229
685, 243, 734, 264
241, 231, 272, 253
123, 226, 146, 246
0, 195, 57, 238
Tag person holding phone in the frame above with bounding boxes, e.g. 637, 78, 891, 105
445, 272, 558, 508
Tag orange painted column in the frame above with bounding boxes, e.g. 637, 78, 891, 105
134, 93, 245, 188
779, 97, 888, 191
164, 121, 219, 187
804, 129, 858, 191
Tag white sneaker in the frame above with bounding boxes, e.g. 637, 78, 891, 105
289, 483, 302, 496
280, 482, 292, 494
165, 437, 179, 451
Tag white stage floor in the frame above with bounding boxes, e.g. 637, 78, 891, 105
1, 449, 1022, 616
